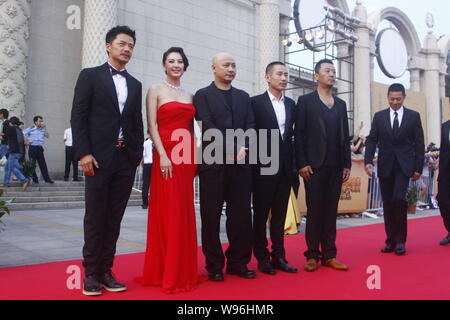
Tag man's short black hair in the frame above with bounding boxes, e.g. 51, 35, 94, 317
314, 59, 334, 74
388, 83, 406, 96
0, 109, 9, 119
105, 25, 136, 44
266, 61, 286, 75
162, 47, 189, 71
9, 116, 20, 126
33, 115, 43, 124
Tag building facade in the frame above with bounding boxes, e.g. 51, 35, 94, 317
0, 0, 449, 177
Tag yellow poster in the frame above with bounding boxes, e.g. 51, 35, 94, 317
297, 160, 370, 214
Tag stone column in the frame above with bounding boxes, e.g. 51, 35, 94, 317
352, 1, 371, 137
423, 32, 441, 145
0, 0, 31, 118
82, 0, 118, 68
279, 14, 290, 63
336, 42, 351, 110
409, 68, 421, 92
259, 0, 280, 92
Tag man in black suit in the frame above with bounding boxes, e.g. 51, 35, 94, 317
365, 83, 424, 255
194, 53, 256, 281
251, 62, 297, 275
295, 59, 351, 272
437, 118, 450, 245
71, 26, 144, 296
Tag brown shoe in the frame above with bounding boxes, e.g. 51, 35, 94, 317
304, 259, 318, 272
323, 258, 349, 271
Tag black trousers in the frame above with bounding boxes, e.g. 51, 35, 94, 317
82, 148, 136, 276
438, 171, 450, 234
28, 145, 51, 182
199, 165, 253, 273
253, 170, 292, 262
141, 163, 152, 206
304, 166, 343, 262
64, 146, 78, 180
379, 160, 410, 245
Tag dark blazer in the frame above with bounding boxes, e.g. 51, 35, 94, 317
365, 107, 424, 179
71, 63, 144, 169
251, 92, 296, 178
294, 91, 351, 171
194, 82, 255, 171
438, 120, 450, 182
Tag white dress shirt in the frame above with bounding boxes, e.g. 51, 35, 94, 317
390, 106, 404, 129
109, 64, 128, 140
267, 90, 286, 137
64, 128, 73, 147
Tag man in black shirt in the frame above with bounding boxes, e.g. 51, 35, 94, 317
194, 53, 256, 281
294, 59, 351, 272
0, 109, 9, 159
1, 117, 29, 189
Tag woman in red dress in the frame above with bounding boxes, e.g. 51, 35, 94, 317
136, 47, 200, 293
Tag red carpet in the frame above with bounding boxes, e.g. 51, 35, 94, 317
1, 216, 449, 300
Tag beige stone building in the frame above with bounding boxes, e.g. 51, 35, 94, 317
0, 0, 449, 177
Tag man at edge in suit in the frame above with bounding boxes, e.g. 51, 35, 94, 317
251, 61, 298, 275
71, 26, 144, 296
295, 59, 351, 272
437, 116, 450, 246
365, 83, 424, 256
194, 53, 256, 281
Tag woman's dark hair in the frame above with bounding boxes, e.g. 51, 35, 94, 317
9, 116, 20, 126
162, 47, 189, 71
0, 109, 9, 119
106, 25, 136, 44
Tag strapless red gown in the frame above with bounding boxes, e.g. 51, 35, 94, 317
136, 101, 200, 293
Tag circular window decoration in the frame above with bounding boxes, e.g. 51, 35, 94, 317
376, 28, 408, 79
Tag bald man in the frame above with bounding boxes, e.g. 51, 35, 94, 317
194, 53, 256, 281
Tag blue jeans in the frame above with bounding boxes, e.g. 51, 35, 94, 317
0, 144, 8, 158
4, 153, 27, 185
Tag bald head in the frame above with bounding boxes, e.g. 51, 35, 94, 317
212, 52, 234, 66
212, 52, 236, 86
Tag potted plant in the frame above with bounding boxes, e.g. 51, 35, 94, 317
20, 159, 37, 180
0, 189, 14, 232
406, 184, 419, 214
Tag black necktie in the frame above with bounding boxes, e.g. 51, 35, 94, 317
111, 68, 128, 77
393, 111, 399, 136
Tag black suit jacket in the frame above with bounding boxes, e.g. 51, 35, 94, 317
251, 92, 296, 178
294, 91, 351, 171
365, 107, 424, 179
71, 63, 144, 169
438, 120, 450, 182
194, 82, 255, 172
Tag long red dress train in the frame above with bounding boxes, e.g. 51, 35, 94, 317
136, 101, 200, 293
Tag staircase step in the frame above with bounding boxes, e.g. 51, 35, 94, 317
8, 199, 142, 210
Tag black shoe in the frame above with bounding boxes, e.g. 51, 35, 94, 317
73, 178, 81, 182
257, 261, 276, 275
64, 177, 69, 182
381, 244, 395, 253
82, 275, 102, 296
98, 271, 127, 292
45, 180, 54, 184
207, 272, 224, 282
226, 268, 256, 279
395, 243, 406, 256
440, 235, 450, 246
142, 205, 148, 210
272, 258, 298, 273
